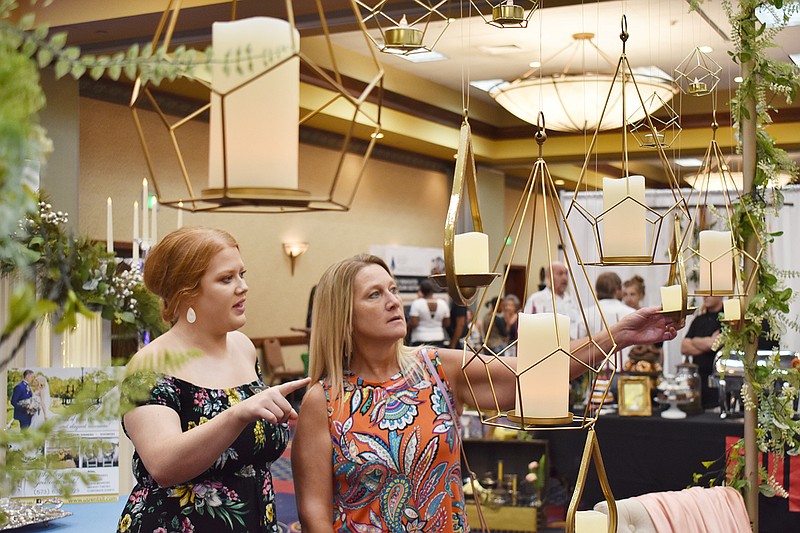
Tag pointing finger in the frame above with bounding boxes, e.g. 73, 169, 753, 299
276, 377, 311, 397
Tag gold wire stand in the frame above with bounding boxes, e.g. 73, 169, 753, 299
565, 428, 617, 533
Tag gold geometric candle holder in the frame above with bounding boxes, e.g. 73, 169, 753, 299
130, 0, 384, 214
471, 0, 538, 28
355, 0, 453, 55
682, 119, 763, 303
565, 15, 689, 267
674, 46, 721, 97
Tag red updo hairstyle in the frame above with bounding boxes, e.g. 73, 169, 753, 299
143, 226, 239, 324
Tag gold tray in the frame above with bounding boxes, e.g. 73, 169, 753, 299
656, 307, 697, 321
430, 273, 500, 289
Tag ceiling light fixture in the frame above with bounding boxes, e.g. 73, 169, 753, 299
490, 32, 677, 132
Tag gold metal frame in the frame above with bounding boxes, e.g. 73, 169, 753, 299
470, 0, 538, 28
452, 114, 616, 433
354, 0, 453, 55
628, 92, 681, 149
130, 0, 384, 213
617, 375, 652, 416
674, 46, 722, 97
565, 429, 618, 533
565, 15, 691, 266
681, 115, 763, 305
434, 118, 500, 306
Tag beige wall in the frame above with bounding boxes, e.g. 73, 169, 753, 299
78, 98, 455, 342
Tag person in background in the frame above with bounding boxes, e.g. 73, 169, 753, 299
581, 272, 636, 339
681, 296, 723, 409
622, 275, 646, 310
291, 254, 680, 532
408, 279, 450, 347
119, 227, 309, 533
524, 261, 582, 339
485, 294, 521, 355
448, 302, 468, 349
10, 369, 35, 430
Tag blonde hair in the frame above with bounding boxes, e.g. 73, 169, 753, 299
309, 254, 421, 404
144, 226, 238, 323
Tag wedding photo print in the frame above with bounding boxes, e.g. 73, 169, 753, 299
6, 367, 123, 501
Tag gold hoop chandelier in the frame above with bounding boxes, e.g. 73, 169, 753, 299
130, 0, 384, 214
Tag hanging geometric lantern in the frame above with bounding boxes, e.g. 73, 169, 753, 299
455, 114, 616, 432
431, 118, 499, 306
565, 15, 691, 266
354, 0, 453, 55
445, 114, 621, 533
674, 46, 721, 97
628, 92, 681, 149
130, 0, 384, 214
681, 117, 763, 305
470, 0, 538, 28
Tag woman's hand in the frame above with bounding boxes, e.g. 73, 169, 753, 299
234, 377, 311, 425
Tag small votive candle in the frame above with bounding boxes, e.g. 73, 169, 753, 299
689, 78, 708, 94
384, 14, 423, 48
724, 298, 741, 321
644, 132, 665, 146
660, 285, 683, 312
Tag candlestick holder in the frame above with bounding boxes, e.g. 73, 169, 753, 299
130, 0, 384, 214
564, 15, 690, 267
628, 92, 681, 149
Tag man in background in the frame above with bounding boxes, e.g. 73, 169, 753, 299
681, 296, 723, 409
524, 261, 582, 339
10, 369, 35, 430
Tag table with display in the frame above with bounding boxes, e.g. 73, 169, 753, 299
541, 410, 800, 533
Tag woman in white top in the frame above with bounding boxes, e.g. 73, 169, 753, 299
408, 279, 450, 347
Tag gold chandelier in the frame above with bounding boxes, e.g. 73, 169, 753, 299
130, 0, 384, 213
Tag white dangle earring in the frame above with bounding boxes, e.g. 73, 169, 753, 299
186, 307, 197, 324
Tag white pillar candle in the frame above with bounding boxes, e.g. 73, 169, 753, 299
106, 197, 114, 254
132, 200, 140, 265
602, 175, 647, 259
660, 285, 683, 312
141, 178, 149, 247
575, 510, 608, 532
151, 199, 158, 245
698, 230, 734, 293
454, 232, 489, 274
516, 312, 571, 418
724, 298, 741, 321
177, 201, 184, 229
208, 17, 300, 191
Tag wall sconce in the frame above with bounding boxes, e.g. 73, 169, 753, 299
283, 242, 309, 275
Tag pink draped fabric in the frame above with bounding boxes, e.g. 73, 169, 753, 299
635, 486, 750, 533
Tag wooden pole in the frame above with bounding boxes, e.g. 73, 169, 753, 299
741, 26, 759, 533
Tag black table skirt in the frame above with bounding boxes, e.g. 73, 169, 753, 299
540, 412, 800, 533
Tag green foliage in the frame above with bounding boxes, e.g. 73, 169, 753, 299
689, 0, 800, 501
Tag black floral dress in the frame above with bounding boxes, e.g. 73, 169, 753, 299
117, 375, 288, 533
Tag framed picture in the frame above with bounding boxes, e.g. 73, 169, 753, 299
618, 375, 652, 416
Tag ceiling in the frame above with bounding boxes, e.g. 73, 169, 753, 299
23, 0, 800, 188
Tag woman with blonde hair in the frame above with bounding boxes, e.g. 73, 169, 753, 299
119, 226, 309, 533
292, 254, 680, 532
